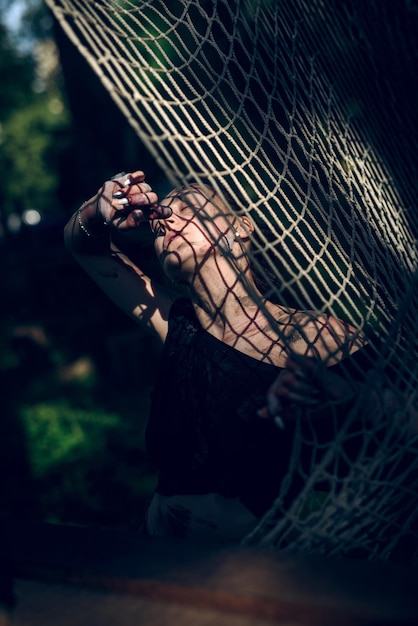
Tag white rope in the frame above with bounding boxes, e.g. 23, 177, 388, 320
45, 0, 418, 564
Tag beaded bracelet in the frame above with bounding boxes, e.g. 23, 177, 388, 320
77, 204, 107, 238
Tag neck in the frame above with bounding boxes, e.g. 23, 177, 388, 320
187, 261, 265, 340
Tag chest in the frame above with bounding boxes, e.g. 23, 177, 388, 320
159, 319, 279, 420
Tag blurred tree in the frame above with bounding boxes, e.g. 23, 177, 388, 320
0, 0, 163, 228
0, 1, 72, 230
0, 1, 161, 530
0, 21, 33, 115
51, 8, 164, 207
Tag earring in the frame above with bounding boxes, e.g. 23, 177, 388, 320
225, 232, 235, 251
220, 230, 240, 254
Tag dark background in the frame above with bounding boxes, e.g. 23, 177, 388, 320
0, 0, 166, 530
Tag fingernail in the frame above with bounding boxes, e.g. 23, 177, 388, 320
160, 206, 173, 218
133, 210, 143, 222
156, 204, 173, 218
274, 415, 285, 430
123, 177, 131, 186
112, 191, 124, 199
117, 198, 129, 205
110, 171, 126, 180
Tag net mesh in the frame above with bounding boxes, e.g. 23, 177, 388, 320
46, 0, 418, 564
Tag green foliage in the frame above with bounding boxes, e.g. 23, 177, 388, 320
0, 91, 70, 214
0, 1, 159, 530
0, 22, 34, 117
8, 356, 158, 528
16, 392, 157, 529
0, 229, 159, 528
0, 1, 73, 220
20, 400, 119, 479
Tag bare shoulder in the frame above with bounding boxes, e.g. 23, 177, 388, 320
277, 307, 366, 363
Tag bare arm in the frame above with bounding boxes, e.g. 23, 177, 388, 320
284, 311, 366, 364
64, 171, 175, 342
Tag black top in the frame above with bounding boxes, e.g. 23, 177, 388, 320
146, 298, 375, 518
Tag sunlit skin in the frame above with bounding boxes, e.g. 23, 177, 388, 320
150, 188, 251, 282
65, 170, 366, 423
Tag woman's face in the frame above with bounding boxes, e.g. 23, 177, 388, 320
150, 186, 235, 281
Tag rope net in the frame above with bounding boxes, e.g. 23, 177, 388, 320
46, 0, 418, 564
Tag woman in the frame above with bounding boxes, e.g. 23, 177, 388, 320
64, 170, 366, 542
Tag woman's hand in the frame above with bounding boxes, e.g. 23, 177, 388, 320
79, 170, 171, 234
108, 170, 160, 230
258, 354, 355, 428
109, 170, 173, 230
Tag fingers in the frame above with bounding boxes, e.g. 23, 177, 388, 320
112, 185, 158, 209
112, 171, 145, 187
257, 351, 357, 430
257, 356, 323, 428
91, 170, 172, 230
107, 171, 170, 229
287, 353, 354, 401
112, 178, 153, 202
268, 367, 321, 406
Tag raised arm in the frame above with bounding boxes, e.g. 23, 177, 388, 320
64, 171, 175, 342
